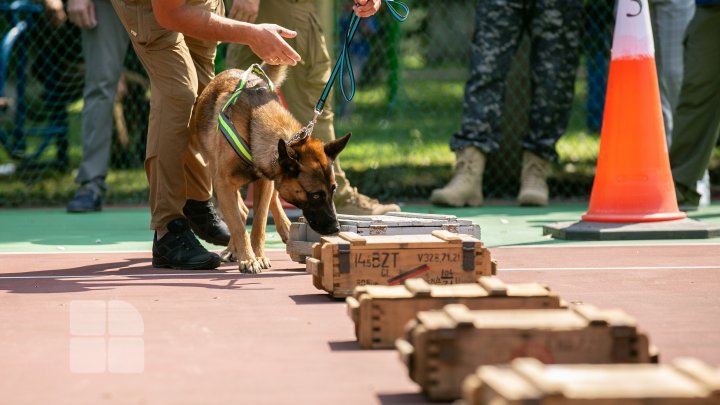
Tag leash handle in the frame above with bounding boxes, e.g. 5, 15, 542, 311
314, 0, 409, 113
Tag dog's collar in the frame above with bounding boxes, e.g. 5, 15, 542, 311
217, 64, 275, 167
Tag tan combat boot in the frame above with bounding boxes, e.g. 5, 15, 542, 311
335, 187, 401, 215
430, 147, 485, 207
518, 151, 551, 206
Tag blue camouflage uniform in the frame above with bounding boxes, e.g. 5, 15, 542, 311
450, 0, 583, 162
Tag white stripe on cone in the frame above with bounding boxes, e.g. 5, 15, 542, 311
612, 0, 655, 59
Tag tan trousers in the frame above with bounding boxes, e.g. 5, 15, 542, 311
225, 0, 352, 195
111, 0, 223, 230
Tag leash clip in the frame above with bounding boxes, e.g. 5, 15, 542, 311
287, 109, 322, 146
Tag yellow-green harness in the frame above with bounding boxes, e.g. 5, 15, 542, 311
217, 64, 275, 166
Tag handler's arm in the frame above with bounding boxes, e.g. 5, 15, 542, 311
151, 0, 300, 65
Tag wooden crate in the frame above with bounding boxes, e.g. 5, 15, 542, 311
461, 357, 720, 404
306, 230, 494, 298
287, 212, 480, 263
347, 276, 566, 349
396, 304, 657, 401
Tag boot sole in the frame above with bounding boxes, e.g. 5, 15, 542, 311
196, 234, 230, 246
518, 193, 548, 207
430, 193, 483, 207
67, 206, 102, 213
187, 225, 230, 246
152, 256, 221, 270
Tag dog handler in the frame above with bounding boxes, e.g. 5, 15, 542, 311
109, 0, 308, 269
226, 0, 401, 216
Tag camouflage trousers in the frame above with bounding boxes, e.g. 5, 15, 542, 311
450, 0, 582, 162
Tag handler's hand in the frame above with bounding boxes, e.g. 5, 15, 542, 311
353, 0, 381, 18
68, 0, 97, 29
229, 0, 259, 23
248, 24, 301, 66
44, 0, 67, 28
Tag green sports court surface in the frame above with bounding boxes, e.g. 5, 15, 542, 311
2, 202, 720, 253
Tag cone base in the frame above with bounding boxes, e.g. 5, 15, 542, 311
581, 211, 686, 223
543, 218, 719, 241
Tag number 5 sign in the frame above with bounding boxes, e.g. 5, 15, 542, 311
612, 0, 655, 60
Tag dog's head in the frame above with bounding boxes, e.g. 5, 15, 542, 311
274, 133, 351, 235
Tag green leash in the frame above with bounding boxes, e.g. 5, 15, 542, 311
289, 0, 409, 144
316, 0, 409, 113
219, 1, 410, 164
217, 64, 275, 166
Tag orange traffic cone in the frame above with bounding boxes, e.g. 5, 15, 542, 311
543, 0, 720, 240
581, 0, 684, 223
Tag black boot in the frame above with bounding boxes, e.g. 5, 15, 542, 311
183, 199, 231, 246
67, 182, 103, 213
152, 218, 221, 270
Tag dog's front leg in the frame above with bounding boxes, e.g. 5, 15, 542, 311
250, 179, 274, 269
215, 179, 260, 273
269, 188, 292, 243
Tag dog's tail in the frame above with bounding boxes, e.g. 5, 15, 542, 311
259, 63, 288, 89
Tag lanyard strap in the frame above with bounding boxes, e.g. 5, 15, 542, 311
217, 64, 275, 165
314, 0, 409, 113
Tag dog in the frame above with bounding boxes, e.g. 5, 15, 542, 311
191, 64, 350, 273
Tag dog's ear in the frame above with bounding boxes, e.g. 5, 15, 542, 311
278, 139, 300, 177
324, 133, 351, 161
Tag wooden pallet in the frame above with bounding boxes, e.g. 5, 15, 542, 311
347, 277, 565, 349
461, 357, 720, 404
306, 230, 494, 298
287, 212, 480, 263
396, 304, 657, 401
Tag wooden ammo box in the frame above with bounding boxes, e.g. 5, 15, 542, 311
396, 304, 657, 401
306, 230, 494, 298
287, 212, 480, 263
346, 276, 565, 349
462, 357, 720, 404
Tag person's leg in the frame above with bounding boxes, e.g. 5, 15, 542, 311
68, 0, 130, 212
181, 0, 231, 245
649, 0, 711, 206
431, 0, 524, 207
519, 0, 581, 206
649, 0, 695, 146
111, 0, 220, 268
449, 0, 525, 154
526, 0, 581, 162
226, 0, 399, 214
669, 6, 720, 210
183, 0, 220, 201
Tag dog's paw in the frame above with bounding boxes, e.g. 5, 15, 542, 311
256, 256, 271, 269
239, 259, 264, 274
220, 248, 237, 263
276, 219, 292, 243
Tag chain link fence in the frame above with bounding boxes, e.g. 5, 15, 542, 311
0, 0, 714, 207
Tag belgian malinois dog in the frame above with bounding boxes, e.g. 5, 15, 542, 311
191, 64, 349, 273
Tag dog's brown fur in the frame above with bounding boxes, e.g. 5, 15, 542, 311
191, 65, 350, 273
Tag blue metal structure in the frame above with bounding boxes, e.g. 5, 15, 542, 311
0, 0, 68, 168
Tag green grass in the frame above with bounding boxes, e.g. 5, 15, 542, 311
2, 68, 716, 207
0, 76, 608, 207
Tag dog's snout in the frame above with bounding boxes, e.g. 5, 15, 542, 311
323, 223, 340, 235
304, 209, 339, 235
309, 219, 339, 235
